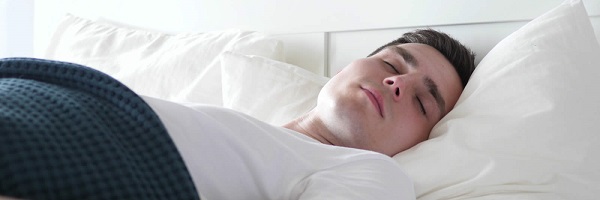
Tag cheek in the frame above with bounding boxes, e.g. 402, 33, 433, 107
406, 115, 433, 139
408, 122, 433, 146
393, 112, 431, 147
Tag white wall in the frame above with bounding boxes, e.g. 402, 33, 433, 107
0, 0, 34, 58
4, 0, 600, 62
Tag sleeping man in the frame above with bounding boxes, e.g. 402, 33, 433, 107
148, 28, 476, 199
284, 29, 475, 157
0, 29, 474, 200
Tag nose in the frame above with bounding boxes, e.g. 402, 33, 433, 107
383, 75, 414, 102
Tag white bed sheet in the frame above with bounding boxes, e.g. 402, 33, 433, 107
30, 0, 600, 199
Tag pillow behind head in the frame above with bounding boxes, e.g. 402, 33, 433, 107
394, 0, 600, 199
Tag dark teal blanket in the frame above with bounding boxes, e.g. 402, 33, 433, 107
0, 58, 199, 200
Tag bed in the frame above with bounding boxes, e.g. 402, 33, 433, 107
2, 0, 600, 199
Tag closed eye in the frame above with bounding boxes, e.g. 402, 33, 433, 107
383, 61, 400, 74
416, 96, 427, 115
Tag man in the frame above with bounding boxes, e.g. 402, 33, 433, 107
0, 29, 475, 200
284, 29, 475, 156
154, 28, 475, 199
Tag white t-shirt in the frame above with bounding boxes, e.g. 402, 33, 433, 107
144, 96, 416, 200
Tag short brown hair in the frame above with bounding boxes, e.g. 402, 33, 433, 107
368, 29, 476, 88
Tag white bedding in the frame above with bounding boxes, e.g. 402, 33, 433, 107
36, 0, 600, 199
45, 14, 283, 105
221, 51, 329, 125
395, 0, 600, 198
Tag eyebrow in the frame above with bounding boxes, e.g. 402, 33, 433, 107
392, 46, 418, 66
423, 77, 446, 119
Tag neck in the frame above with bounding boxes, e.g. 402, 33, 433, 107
282, 110, 334, 145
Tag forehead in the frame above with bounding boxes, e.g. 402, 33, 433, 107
391, 43, 447, 69
392, 43, 463, 112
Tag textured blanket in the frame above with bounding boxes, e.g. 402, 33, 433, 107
0, 58, 199, 200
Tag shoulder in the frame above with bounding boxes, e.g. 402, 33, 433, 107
328, 153, 412, 182
294, 151, 416, 199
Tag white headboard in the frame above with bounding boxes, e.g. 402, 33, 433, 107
33, 0, 600, 77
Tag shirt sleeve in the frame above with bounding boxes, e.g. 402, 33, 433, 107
291, 158, 416, 200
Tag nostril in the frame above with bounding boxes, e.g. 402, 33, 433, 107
385, 80, 394, 85
395, 88, 400, 96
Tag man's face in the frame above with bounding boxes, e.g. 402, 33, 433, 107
315, 43, 462, 156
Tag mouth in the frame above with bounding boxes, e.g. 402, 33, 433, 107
361, 87, 384, 118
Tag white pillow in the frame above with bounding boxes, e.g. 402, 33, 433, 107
45, 14, 283, 105
393, 0, 600, 199
221, 51, 329, 125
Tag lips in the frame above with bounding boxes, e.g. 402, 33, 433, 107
362, 87, 384, 117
